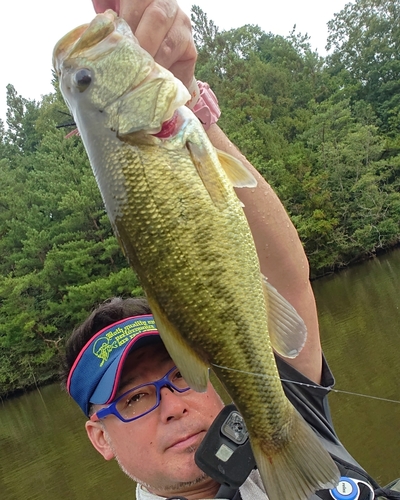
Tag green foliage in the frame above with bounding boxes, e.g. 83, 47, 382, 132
0, 89, 142, 396
192, 4, 400, 276
297, 96, 399, 271
326, 0, 400, 135
1, 3, 400, 395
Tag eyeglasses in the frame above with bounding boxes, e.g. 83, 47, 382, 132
90, 366, 191, 423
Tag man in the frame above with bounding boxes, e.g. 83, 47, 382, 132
63, 1, 373, 499
64, 296, 367, 500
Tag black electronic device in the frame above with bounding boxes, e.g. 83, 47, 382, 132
194, 403, 256, 489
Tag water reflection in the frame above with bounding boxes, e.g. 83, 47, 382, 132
0, 385, 134, 499
1, 249, 399, 498
313, 248, 400, 484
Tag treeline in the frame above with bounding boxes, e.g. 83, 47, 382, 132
191, 0, 400, 272
1, 0, 399, 396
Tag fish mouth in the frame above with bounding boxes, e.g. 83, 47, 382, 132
53, 10, 133, 75
53, 9, 190, 136
53, 23, 89, 74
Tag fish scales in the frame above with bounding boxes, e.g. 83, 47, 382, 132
121, 145, 269, 369
53, 10, 339, 500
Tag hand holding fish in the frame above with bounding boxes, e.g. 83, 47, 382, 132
92, 0, 197, 88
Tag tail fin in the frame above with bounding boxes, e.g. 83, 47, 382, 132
251, 409, 340, 500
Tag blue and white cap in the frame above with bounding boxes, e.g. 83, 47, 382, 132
67, 315, 161, 416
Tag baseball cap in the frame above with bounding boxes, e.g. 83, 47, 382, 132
67, 315, 162, 416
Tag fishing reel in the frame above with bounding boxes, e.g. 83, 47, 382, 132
329, 477, 375, 500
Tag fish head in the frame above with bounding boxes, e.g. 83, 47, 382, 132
53, 9, 190, 137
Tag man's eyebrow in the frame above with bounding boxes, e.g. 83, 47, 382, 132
117, 354, 172, 395
118, 375, 140, 396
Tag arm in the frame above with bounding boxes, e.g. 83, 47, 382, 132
92, 0, 323, 384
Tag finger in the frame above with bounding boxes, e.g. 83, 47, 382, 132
92, 0, 120, 14
152, 9, 192, 62
154, 20, 197, 88
129, 0, 179, 57
168, 57, 197, 90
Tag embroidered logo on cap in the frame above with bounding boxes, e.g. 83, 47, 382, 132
93, 318, 158, 366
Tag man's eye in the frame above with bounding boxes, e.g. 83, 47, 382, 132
172, 370, 185, 383
126, 392, 148, 406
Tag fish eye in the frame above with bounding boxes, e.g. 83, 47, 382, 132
73, 68, 92, 92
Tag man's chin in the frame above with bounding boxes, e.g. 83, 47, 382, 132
147, 470, 211, 497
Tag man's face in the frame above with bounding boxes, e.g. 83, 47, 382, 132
86, 342, 224, 497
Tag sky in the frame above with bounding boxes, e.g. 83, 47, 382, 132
0, 0, 350, 124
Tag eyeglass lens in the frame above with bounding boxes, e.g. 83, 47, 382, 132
116, 367, 189, 420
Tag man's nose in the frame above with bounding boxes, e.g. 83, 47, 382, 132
159, 385, 188, 422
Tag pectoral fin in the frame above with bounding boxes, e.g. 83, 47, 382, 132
147, 296, 209, 392
187, 142, 229, 209
216, 150, 257, 188
262, 276, 307, 358
187, 142, 257, 209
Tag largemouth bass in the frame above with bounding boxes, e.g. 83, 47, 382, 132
53, 11, 339, 500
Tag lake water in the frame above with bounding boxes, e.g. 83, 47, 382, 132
1, 249, 399, 498
313, 248, 400, 485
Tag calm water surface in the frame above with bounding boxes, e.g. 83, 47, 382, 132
1, 249, 399, 498
313, 248, 400, 485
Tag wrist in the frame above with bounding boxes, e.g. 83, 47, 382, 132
186, 79, 221, 130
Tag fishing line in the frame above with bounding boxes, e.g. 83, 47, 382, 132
211, 363, 400, 405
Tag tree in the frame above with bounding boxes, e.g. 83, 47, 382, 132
299, 95, 399, 273
326, 0, 400, 134
0, 88, 141, 397
4, 84, 40, 154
